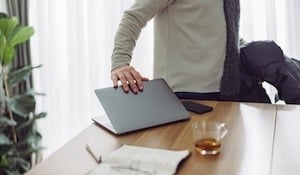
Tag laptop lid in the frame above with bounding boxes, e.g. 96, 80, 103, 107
93, 78, 190, 134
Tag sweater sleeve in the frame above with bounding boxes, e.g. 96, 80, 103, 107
111, 0, 175, 71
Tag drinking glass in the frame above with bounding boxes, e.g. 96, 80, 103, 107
191, 120, 228, 155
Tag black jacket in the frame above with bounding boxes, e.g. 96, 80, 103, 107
240, 41, 300, 104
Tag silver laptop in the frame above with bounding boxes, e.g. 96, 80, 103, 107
93, 78, 190, 135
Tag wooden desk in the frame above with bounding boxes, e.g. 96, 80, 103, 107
25, 101, 277, 175
272, 104, 300, 175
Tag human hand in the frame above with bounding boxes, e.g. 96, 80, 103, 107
111, 66, 149, 93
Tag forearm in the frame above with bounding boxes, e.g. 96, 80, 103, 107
111, 10, 144, 70
111, 0, 175, 71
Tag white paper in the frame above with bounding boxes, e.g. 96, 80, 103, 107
88, 145, 190, 175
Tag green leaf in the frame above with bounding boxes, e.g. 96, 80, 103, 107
7, 95, 35, 117
0, 19, 10, 36
0, 155, 9, 166
7, 25, 34, 47
8, 65, 42, 87
19, 146, 44, 158
16, 132, 42, 148
0, 13, 9, 19
0, 117, 17, 131
0, 135, 12, 156
2, 44, 15, 65
14, 157, 30, 172
0, 144, 12, 156
34, 112, 47, 119
0, 32, 6, 61
7, 67, 31, 86
0, 134, 11, 145
25, 89, 46, 96
16, 119, 34, 132
3, 170, 20, 175
16, 113, 46, 132
3, 157, 30, 174
15, 133, 43, 158
0, 17, 18, 38
5, 18, 18, 38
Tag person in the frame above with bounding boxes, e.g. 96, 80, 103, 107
110, 0, 300, 104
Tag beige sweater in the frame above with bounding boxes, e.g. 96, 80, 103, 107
111, 0, 226, 93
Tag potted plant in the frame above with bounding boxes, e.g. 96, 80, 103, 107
0, 13, 46, 175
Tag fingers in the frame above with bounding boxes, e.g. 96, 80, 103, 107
111, 66, 147, 93
124, 71, 139, 93
118, 73, 130, 93
111, 75, 118, 88
130, 70, 144, 91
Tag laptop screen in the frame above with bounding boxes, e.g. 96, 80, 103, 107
93, 78, 190, 134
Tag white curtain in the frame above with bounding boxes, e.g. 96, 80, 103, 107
29, 0, 153, 157
29, 0, 299, 158
240, 0, 300, 59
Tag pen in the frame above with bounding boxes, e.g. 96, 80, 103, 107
86, 144, 102, 164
